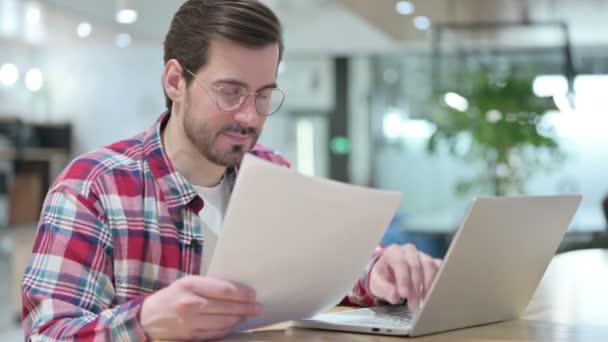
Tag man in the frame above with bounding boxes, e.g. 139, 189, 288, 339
22, 0, 441, 340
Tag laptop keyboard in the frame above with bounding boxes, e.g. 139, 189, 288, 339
341, 306, 415, 328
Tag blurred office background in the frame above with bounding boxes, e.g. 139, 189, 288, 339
1, 0, 608, 338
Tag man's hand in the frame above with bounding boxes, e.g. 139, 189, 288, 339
369, 243, 442, 310
140, 275, 261, 341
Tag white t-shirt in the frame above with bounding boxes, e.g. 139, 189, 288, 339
192, 177, 229, 276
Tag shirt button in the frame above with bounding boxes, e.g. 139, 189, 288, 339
190, 197, 205, 210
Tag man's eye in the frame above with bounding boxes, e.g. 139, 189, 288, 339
257, 89, 272, 100
219, 85, 242, 95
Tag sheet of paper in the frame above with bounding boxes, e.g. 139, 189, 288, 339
207, 154, 402, 332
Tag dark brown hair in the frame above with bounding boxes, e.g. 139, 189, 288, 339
163, 0, 284, 109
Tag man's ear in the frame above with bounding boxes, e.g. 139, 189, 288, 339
163, 59, 184, 104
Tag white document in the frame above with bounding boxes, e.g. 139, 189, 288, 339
207, 154, 402, 332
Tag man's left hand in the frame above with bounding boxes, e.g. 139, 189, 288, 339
369, 243, 442, 310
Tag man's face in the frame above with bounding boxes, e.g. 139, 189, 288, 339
182, 40, 280, 167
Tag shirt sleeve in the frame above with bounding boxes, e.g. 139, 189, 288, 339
21, 186, 150, 341
340, 246, 386, 307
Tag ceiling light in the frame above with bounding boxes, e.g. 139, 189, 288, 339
0, 63, 19, 87
395, 1, 415, 15
25, 68, 43, 92
23, 1, 45, 43
115, 33, 132, 48
115, 0, 137, 23
116, 9, 138, 24
77, 22, 92, 38
413, 16, 431, 31
25, 2, 41, 24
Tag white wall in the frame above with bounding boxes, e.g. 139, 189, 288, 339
0, 44, 42, 119
277, 55, 334, 113
41, 44, 165, 156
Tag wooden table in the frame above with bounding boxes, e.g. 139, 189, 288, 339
222, 249, 608, 341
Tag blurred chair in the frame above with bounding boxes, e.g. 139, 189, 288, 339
557, 193, 608, 253
379, 215, 448, 259
603, 194, 608, 231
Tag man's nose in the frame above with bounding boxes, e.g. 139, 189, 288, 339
233, 95, 260, 127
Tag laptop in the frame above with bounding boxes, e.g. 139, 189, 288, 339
294, 195, 582, 337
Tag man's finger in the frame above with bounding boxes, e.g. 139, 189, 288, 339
391, 257, 413, 305
371, 261, 400, 304
420, 253, 439, 298
383, 245, 411, 300
403, 244, 423, 305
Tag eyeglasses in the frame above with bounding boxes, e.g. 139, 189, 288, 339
184, 68, 285, 116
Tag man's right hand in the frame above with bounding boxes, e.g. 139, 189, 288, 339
140, 275, 261, 341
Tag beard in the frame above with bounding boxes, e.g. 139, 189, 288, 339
183, 102, 260, 168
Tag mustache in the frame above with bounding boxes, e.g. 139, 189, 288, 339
221, 124, 259, 137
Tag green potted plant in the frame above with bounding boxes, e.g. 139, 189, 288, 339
427, 70, 563, 196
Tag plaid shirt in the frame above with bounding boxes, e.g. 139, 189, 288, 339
22, 112, 382, 341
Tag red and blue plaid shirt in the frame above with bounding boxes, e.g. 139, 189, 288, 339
22, 112, 382, 341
